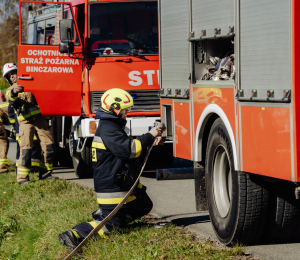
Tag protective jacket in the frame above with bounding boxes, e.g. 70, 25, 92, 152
92, 108, 154, 209
6, 83, 40, 121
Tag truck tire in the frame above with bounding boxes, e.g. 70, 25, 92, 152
55, 147, 73, 167
69, 130, 93, 179
205, 118, 269, 245
51, 117, 72, 168
263, 182, 300, 242
81, 138, 93, 168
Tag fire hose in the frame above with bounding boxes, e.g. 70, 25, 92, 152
63, 122, 166, 260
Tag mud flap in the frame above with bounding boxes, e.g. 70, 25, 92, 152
194, 162, 207, 211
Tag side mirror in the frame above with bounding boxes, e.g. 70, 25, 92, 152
59, 41, 74, 54
59, 19, 74, 54
59, 19, 74, 41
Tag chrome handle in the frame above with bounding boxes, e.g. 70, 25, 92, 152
18, 76, 33, 80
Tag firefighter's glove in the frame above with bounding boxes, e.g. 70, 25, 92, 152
153, 136, 166, 146
149, 125, 165, 138
13, 85, 24, 94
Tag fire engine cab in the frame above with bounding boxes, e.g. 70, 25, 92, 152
18, 0, 172, 177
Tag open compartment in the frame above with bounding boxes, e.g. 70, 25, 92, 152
161, 104, 173, 138
193, 37, 235, 83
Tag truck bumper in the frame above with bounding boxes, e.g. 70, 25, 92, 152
74, 116, 161, 139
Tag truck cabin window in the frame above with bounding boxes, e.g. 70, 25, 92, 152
21, 3, 79, 46
89, 2, 158, 57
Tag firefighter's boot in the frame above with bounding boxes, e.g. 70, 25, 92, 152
58, 230, 84, 252
39, 170, 58, 180
92, 208, 102, 220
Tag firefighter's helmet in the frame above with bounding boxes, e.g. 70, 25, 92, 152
3, 63, 17, 85
101, 88, 134, 115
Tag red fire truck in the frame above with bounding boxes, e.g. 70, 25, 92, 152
17, 0, 172, 177
158, 0, 300, 245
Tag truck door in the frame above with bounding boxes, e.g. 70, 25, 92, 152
18, 1, 83, 116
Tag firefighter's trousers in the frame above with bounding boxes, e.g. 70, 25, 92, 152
17, 115, 55, 183
16, 137, 41, 174
70, 190, 153, 238
0, 122, 8, 173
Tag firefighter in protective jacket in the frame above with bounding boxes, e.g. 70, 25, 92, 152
4, 63, 56, 185
58, 88, 165, 252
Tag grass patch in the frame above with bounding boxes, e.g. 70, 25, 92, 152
0, 170, 247, 260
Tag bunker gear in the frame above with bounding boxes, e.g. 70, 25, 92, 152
6, 83, 55, 184
59, 91, 153, 251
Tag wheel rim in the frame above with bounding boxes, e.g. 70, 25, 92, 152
212, 145, 232, 218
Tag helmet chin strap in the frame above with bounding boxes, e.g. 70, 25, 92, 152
105, 105, 124, 118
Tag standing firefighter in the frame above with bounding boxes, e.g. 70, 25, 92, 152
58, 88, 165, 252
0, 102, 9, 173
7, 102, 41, 174
4, 63, 56, 185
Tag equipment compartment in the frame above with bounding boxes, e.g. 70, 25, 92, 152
193, 38, 235, 83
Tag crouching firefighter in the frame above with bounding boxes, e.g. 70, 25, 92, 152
58, 88, 165, 252
4, 63, 56, 185
0, 102, 10, 173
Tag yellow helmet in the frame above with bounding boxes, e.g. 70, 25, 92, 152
101, 88, 134, 116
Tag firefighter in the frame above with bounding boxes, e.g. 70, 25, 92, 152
0, 102, 9, 173
4, 63, 56, 185
58, 88, 165, 252
8, 103, 41, 174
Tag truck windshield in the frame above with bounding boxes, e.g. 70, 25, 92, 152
89, 2, 158, 57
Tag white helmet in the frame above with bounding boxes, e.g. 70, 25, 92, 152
3, 63, 17, 85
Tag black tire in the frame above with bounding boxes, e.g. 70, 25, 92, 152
263, 181, 300, 242
55, 146, 73, 167
73, 156, 93, 179
81, 138, 93, 168
51, 117, 72, 168
206, 118, 269, 245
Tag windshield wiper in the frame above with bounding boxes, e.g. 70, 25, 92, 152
127, 53, 149, 61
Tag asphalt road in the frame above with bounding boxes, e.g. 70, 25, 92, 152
7, 139, 300, 260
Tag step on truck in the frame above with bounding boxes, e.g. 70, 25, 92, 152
158, 0, 300, 244
17, 0, 173, 177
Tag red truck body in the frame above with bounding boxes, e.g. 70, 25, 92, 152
17, 0, 160, 118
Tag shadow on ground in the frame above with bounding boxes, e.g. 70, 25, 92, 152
171, 215, 211, 226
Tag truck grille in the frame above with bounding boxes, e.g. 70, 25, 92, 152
90, 90, 160, 113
